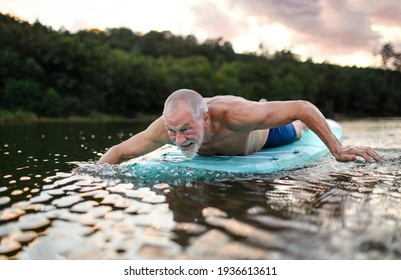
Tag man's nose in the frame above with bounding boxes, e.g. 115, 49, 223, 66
175, 132, 186, 144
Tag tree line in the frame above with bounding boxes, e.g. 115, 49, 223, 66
1, 13, 400, 119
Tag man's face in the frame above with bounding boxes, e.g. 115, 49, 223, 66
163, 106, 205, 158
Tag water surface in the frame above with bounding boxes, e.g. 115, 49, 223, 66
0, 119, 400, 259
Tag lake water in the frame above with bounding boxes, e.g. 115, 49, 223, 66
0, 119, 400, 259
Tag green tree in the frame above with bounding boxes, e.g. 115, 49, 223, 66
1, 12, 401, 119
3, 78, 43, 112
380, 43, 401, 72
165, 56, 214, 95
41, 88, 64, 117
210, 62, 241, 95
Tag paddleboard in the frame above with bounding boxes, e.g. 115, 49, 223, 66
123, 119, 343, 179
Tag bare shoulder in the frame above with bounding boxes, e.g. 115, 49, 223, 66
206, 95, 261, 129
206, 95, 254, 115
143, 117, 170, 145
206, 95, 249, 106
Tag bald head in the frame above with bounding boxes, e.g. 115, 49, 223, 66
163, 89, 208, 120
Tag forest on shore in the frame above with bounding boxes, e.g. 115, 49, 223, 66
1, 13, 401, 122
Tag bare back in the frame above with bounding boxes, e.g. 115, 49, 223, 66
197, 96, 269, 156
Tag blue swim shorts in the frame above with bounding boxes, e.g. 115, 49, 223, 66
263, 123, 297, 148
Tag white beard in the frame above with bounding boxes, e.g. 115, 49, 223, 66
176, 127, 204, 158
179, 141, 200, 158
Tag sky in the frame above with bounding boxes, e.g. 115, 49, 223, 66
1, 0, 401, 67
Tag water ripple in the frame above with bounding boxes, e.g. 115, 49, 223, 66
1, 120, 401, 260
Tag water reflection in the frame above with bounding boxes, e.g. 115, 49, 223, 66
1, 119, 401, 259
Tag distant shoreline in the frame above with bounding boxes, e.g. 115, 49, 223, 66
0, 110, 158, 125
1, 110, 399, 125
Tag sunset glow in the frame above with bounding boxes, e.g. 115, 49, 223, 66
1, 0, 400, 67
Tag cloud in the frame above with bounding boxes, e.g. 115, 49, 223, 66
190, 0, 242, 40
372, 0, 401, 27
187, 0, 401, 65
232, 0, 380, 54
299, 2, 379, 54
235, 0, 323, 30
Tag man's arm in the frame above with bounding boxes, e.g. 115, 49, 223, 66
230, 99, 380, 163
289, 101, 380, 163
98, 117, 171, 164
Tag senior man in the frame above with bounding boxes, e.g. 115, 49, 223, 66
98, 89, 380, 164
